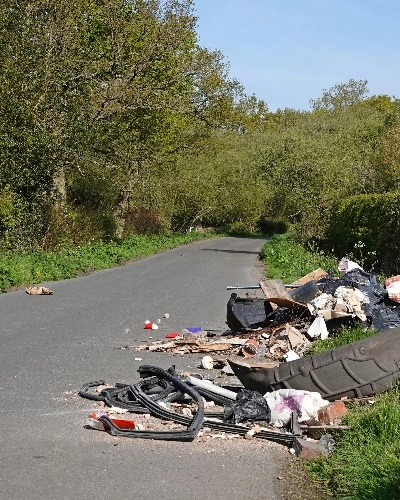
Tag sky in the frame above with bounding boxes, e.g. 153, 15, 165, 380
194, 0, 400, 111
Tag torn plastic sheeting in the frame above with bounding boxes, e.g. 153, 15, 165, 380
318, 268, 400, 331
226, 293, 274, 331
264, 389, 329, 427
307, 316, 329, 340
338, 258, 364, 273
289, 280, 320, 304
385, 275, 400, 303
284, 350, 301, 361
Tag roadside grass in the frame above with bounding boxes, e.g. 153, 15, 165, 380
260, 231, 337, 284
306, 387, 400, 499
261, 231, 400, 499
305, 325, 377, 355
0, 232, 219, 290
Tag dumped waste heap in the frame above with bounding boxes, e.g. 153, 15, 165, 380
79, 261, 400, 457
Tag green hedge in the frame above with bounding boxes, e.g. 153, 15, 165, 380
328, 192, 400, 274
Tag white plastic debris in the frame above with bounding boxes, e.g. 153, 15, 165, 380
186, 376, 237, 400
338, 257, 364, 273
307, 316, 329, 340
284, 350, 301, 362
264, 389, 330, 427
201, 355, 214, 370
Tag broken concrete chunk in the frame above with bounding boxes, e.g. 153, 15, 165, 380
295, 438, 329, 459
317, 400, 347, 424
241, 339, 259, 357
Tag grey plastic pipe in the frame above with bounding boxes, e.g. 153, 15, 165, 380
186, 376, 238, 400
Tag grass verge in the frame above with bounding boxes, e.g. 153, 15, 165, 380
0, 232, 218, 290
305, 325, 377, 355
306, 387, 400, 499
260, 231, 337, 284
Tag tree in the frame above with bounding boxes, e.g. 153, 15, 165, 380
310, 79, 369, 111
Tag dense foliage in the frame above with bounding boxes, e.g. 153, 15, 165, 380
307, 387, 400, 499
1, 0, 399, 259
329, 192, 400, 275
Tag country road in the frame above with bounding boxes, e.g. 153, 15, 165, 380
0, 236, 292, 500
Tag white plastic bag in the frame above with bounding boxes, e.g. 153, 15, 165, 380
264, 389, 329, 427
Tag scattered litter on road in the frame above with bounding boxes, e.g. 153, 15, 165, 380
26, 286, 53, 295
144, 321, 158, 330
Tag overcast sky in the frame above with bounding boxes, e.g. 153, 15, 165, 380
194, 0, 400, 111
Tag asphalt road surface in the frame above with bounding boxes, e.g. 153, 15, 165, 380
0, 236, 291, 500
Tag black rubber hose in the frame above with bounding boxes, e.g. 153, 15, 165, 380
79, 380, 106, 401
99, 365, 204, 441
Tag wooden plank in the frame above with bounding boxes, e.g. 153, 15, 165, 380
259, 279, 291, 300
292, 268, 328, 285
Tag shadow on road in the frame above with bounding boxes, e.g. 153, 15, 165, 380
201, 249, 260, 255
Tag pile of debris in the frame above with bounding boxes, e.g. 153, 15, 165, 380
80, 364, 349, 457
80, 260, 400, 456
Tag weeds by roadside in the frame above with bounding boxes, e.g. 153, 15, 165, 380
306, 387, 400, 499
260, 231, 337, 284
0, 232, 219, 291
306, 326, 377, 355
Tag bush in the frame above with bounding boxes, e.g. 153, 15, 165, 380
328, 192, 400, 274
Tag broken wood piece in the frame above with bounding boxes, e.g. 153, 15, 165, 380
196, 343, 232, 352
292, 269, 328, 285
266, 296, 307, 309
259, 279, 291, 300
286, 323, 306, 349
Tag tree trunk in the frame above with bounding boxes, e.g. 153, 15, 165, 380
53, 166, 67, 208
113, 172, 138, 239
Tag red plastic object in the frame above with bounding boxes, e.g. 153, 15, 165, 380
87, 412, 135, 431
166, 332, 180, 338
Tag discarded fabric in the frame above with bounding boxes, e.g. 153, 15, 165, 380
264, 389, 329, 427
